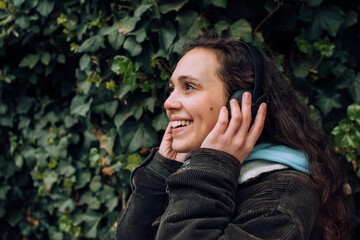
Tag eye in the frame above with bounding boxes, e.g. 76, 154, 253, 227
185, 83, 195, 91
168, 86, 174, 94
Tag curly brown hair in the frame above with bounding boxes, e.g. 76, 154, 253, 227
184, 33, 353, 240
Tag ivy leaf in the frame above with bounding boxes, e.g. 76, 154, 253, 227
81, 210, 102, 238
347, 103, 360, 121
343, 10, 358, 30
15, 15, 29, 29
92, 100, 118, 118
75, 170, 91, 189
114, 106, 133, 129
70, 95, 93, 117
115, 15, 140, 34
307, 6, 344, 41
230, 19, 253, 42
304, 0, 322, 7
134, 3, 153, 17
79, 54, 91, 71
78, 35, 105, 53
128, 124, 157, 152
125, 153, 143, 172
349, 73, 360, 103
203, 0, 227, 8
108, 30, 125, 50
159, 0, 189, 14
123, 37, 142, 57
13, 0, 25, 7
19, 54, 40, 69
153, 111, 168, 131
36, 0, 55, 17
41, 52, 51, 65
144, 97, 156, 113
315, 90, 342, 116
160, 22, 176, 52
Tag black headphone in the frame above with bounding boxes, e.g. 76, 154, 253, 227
226, 41, 264, 122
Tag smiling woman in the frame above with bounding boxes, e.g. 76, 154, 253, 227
115, 34, 352, 240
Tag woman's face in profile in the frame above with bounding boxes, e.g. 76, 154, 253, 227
165, 48, 227, 153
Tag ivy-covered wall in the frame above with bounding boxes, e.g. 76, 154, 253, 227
0, 0, 359, 238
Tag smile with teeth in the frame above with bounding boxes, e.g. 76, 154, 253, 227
171, 120, 191, 128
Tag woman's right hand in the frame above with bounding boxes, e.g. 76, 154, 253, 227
159, 123, 187, 163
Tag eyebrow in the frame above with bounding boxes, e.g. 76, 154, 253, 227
169, 75, 201, 85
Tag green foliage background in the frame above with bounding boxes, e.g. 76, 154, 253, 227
0, 0, 359, 238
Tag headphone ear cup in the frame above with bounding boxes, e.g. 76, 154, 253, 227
227, 90, 259, 125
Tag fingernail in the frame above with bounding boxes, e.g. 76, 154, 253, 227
261, 103, 267, 109
231, 99, 237, 104
244, 92, 250, 99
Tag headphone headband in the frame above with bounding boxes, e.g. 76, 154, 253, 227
239, 41, 263, 103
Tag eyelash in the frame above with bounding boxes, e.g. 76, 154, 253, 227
168, 83, 195, 94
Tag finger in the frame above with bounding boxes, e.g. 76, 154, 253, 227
236, 92, 252, 137
225, 99, 242, 135
211, 106, 229, 135
248, 102, 267, 143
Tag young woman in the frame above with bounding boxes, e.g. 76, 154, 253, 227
116, 34, 352, 239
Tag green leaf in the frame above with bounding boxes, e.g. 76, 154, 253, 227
153, 111, 168, 131
41, 52, 51, 65
70, 95, 93, 117
15, 15, 29, 29
79, 54, 91, 70
14, 154, 23, 168
128, 123, 158, 152
134, 3, 153, 17
36, 0, 55, 17
115, 15, 140, 34
349, 73, 360, 102
230, 19, 253, 42
0, 185, 11, 200
203, 0, 227, 8
144, 97, 156, 113
307, 6, 345, 41
347, 103, 360, 121
114, 106, 133, 129
78, 35, 105, 53
89, 148, 101, 168
81, 211, 102, 238
89, 176, 102, 192
13, 0, 25, 7
315, 91, 342, 116
75, 171, 91, 189
343, 10, 358, 29
19, 54, 40, 69
159, 0, 189, 14
111, 55, 132, 75
160, 22, 176, 51
125, 153, 143, 172
57, 54, 65, 64
214, 20, 230, 33
338, 118, 352, 132
108, 30, 125, 50
123, 37, 142, 57
304, 0, 322, 7
92, 100, 118, 118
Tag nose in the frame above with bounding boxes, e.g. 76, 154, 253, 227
164, 91, 182, 111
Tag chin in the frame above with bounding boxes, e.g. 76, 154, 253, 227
172, 141, 200, 153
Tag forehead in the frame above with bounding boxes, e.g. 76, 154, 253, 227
170, 48, 221, 84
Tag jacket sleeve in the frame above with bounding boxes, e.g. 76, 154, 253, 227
116, 149, 182, 240
155, 148, 315, 240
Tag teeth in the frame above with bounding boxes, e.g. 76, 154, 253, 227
171, 121, 191, 127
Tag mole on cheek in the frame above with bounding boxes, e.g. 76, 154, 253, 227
210, 107, 213, 111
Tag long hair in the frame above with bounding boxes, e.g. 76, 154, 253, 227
183, 33, 352, 240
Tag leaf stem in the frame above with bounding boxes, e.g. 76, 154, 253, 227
253, 0, 284, 33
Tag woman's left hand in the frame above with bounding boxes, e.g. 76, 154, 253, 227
200, 92, 267, 163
